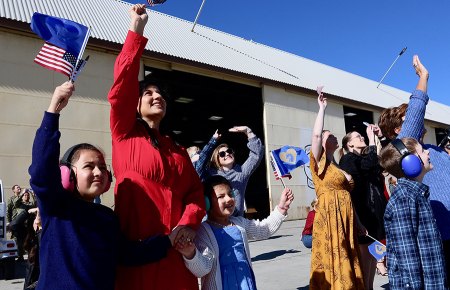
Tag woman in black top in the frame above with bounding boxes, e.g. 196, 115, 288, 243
339, 124, 387, 290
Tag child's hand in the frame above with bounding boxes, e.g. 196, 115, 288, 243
175, 240, 196, 260
277, 187, 294, 215
48, 81, 74, 113
168, 227, 181, 246
173, 225, 196, 245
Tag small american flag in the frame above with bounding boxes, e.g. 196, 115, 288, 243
270, 156, 280, 180
147, 0, 167, 5
34, 42, 77, 77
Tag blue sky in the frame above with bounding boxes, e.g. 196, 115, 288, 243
128, 1, 450, 108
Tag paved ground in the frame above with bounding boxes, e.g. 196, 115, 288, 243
0, 220, 390, 289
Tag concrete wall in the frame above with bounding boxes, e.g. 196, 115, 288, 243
262, 85, 439, 220
0, 30, 116, 206
262, 85, 347, 220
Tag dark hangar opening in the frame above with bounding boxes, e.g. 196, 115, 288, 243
144, 66, 270, 218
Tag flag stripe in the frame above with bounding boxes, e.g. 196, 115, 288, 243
34, 42, 76, 78
34, 59, 72, 76
35, 54, 74, 72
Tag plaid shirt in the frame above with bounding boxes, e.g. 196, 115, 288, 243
384, 178, 448, 289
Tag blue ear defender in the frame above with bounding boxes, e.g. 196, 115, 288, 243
203, 188, 237, 212
391, 139, 423, 178
204, 195, 211, 211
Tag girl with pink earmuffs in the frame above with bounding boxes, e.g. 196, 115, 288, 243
28, 82, 181, 290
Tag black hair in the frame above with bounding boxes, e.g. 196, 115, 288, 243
137, 79, 172, 149
203, 175, 232, 201
61, 143, 104, 165
138, 79, 170, 101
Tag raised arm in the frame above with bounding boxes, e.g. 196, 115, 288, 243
311, 93, 327, 166
230, 126, 263, 176
29, 82, 74, 203
359, 125, 381, 171
242, 187, 292, 240
398, 55, 429, 141
194, 130, 220, 181
108, 4, 149, 140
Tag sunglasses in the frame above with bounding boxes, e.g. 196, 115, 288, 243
446, 144, 450, 150
218, 148, 234, 158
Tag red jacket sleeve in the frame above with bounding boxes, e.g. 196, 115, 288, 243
108, 31, 148, 140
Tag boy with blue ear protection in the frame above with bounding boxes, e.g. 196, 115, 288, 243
379, 137, 448, 290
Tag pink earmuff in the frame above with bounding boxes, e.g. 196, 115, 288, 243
60, 164, 75, 192
60, 143, 113, 193
60, 164, 112, 192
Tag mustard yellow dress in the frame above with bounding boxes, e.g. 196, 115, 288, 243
309, 151, 364, 290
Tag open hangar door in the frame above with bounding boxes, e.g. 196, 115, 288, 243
144, 66, 270, 218
343, 106, 374, 140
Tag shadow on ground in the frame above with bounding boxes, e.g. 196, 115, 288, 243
249, 234, 293, 244
251, 249, 300, 262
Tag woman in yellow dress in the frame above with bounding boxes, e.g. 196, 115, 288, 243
309, 92, 365, 289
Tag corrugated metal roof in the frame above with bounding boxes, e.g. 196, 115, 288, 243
1, 0, 449, 124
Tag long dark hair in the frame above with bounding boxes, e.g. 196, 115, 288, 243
23, 213, 39, 265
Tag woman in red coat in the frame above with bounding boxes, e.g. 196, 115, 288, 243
108, 4, 206, 289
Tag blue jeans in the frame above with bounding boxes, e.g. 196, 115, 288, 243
301, 235, 312, 249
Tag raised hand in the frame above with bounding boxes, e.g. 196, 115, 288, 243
317, 93, 327, 110
229, 126, 249, 134
229, 126, 254, 138
129, 4, 148, 35
213, 129, 221, 140
412, 55, 429, 80
366, 124, 376, 144
47, 81, 74, 113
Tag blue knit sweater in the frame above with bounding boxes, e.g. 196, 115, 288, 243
398, 89, 450, 241
29, 112, 171, 290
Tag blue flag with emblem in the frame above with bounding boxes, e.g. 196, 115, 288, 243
30, 13, 88, 57
270, 146, 309, 179
368, 240, 386, 260
31, 13, 90, 81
